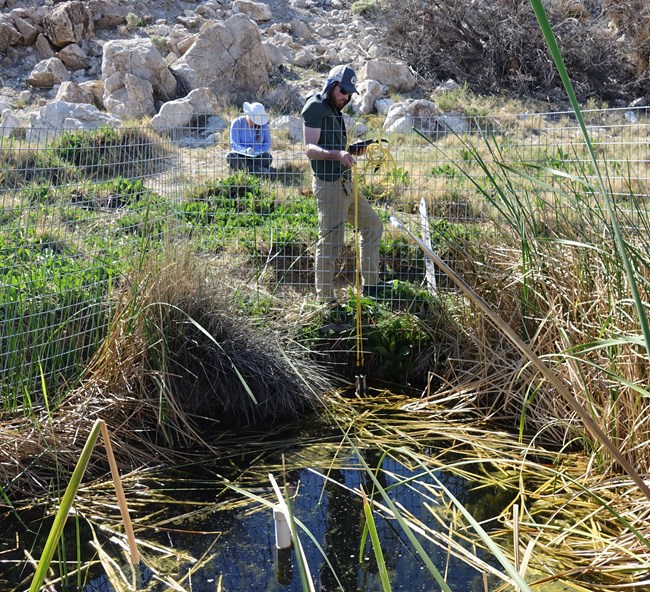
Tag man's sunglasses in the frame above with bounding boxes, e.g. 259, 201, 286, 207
337, 85, 351, 97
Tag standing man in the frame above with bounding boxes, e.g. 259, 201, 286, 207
301, 65, 383, 303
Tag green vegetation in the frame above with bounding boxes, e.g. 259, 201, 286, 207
3, 2, 650, 585
351, 0, 381, 16
0, 142, 78, 188
49, 125, 167, 179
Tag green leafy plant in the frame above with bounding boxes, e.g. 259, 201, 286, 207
430, 163, 460, 178
387, 166, 410, 186
125, 12, 144, 29
351, 0, 380, 16
365, 312, 431, 380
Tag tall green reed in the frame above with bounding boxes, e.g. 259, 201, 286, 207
30, 418, 141, 592
414, 1, 650, 478
360, 486, 391, 591
529, 0, 650, 361
29, 420, 103, 592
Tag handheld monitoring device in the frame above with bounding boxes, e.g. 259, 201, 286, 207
348, 138, 389, 155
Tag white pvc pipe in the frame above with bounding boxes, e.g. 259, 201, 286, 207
273, 506, 292, 549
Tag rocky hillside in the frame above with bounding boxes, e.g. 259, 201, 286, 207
0, 0, 647, 136
0, 0, 419, 127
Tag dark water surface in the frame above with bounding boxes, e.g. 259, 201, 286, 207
1, 416, 511, 591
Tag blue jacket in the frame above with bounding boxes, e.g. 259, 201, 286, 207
229, 116, 271, 155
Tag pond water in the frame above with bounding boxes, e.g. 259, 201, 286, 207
1, 409, 514, 591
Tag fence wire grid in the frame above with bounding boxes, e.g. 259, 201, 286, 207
1, 106, 649, 400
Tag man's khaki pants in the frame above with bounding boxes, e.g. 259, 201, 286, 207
313, 176, 383, 302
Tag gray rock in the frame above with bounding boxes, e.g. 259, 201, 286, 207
170, 14, 270, 99
102, 37, 177, 100
57, 42, 88, 70
27, 57, 71, 88
103, 72, 155, 119
43, 1, 94, 48
0, 15, 22, 52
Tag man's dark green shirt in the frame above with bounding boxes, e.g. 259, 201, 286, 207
301, 94, 350, 181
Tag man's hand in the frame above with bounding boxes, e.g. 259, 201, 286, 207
338, 150, 355, 168
244, 147, 256, 156
303, 126, 355, 167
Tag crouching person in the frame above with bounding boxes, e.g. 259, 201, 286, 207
226, 101, 273, 174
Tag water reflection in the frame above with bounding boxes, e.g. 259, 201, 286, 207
318, 467, 364, 591
91, 451, 499, 591
2, 443, 506, 591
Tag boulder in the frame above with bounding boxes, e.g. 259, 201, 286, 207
103, 72, 155, 119
232, 0, 272, 22
170, 14, 270, 98
57, 43, 88, 70
79, 80, 105, 107
360, 60, 416, 92
54, 80, 96, 105
270, 114, 303, 142
151, 87, 220, 132
0, 15, 21, 52
13, 17, 40, 46
27, 100, 121, 142
88, 0, 131, 28
345, 115, 367, 139
436, 112, 470, 134
264, 81, 304, 112
383, 115, 411, 134
434, 79, 461, 93
35, 33, 55, 60
263, 38, 291, 68
290, 48, 317, 68
0, 109, 27, 139
27, 57, 70, 88
383, 99, 442, 136
151, 99, 193, 133
176, 34, 197, 56
176, 13, 203, 30
375, 98, 393, 117
102, 37, 177, 101
43, 1, 94, 48
351, 79, 383, 116
289, 18, 311, 40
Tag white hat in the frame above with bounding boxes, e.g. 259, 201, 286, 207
243, 101, 269, 125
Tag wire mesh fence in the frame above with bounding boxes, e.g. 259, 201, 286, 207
1, 105, 649, 401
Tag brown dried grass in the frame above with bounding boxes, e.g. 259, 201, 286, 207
0, 248, 336, 496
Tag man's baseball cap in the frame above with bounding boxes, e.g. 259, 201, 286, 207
328, 65, 358, 94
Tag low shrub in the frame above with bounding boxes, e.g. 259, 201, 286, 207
384, 0, 642, 104
49, 125, 168, 179
0, 147, 78, 189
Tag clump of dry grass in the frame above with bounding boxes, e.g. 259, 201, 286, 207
0, 248, 336, 494
0, 141, 78, 189
409, 205, 650, 472
48, 125, 170, 180
90, 246, 336, 429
